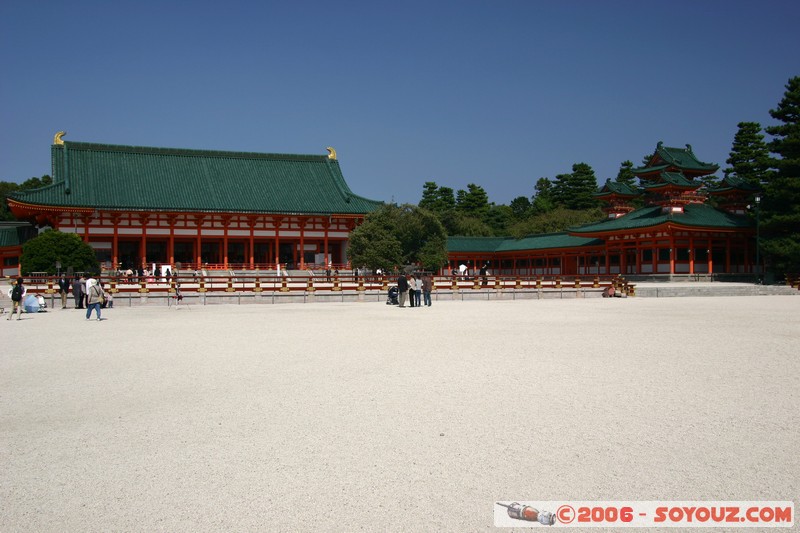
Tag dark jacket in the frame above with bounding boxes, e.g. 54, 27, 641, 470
58, 277, 70, 293
397, 275, 408, 292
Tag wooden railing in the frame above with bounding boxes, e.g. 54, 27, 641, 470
7, 274, 636, 298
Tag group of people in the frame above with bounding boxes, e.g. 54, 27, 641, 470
57, 275, 113, 319
5, 274, 111, 321
396, 273, 433, 308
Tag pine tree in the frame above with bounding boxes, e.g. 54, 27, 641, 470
614, 160, 637, 188
418, 181, 439, 211
532, 177, 555, 214
724, 122, 772, 187
762, 76, 800, 275
455, 183, 490, 216
551, 164, 598, 210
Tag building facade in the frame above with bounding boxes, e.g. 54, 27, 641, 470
447, 143, 758, 278
5, 134, 382, 274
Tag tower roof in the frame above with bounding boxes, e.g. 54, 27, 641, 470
634, 142, 719, 176
569, 204, 751, 236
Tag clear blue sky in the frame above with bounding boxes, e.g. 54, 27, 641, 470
2, 1, 798, 206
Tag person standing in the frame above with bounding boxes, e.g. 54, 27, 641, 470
7, 277, 25, 320
414, 275, 422, 307
408, 273, 416, 307
85, 276, 105, 321
72, 276, 85, 309
58, 274, 70, 309
397, 273, 409, 308
422, 275, 432, 307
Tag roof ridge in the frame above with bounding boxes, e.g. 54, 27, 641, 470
61, 141, 328, 162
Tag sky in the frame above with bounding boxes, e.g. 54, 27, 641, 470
2, 1, 799, 206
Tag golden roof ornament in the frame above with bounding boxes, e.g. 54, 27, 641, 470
54, 131, 66, 145
326, 147, 337, 160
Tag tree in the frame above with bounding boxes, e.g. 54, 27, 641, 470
418, 182, 456, 214
1, 175, 52, 221
615, 160, 637, 189
455, 183, 490, 216
21, 229, 99, 275
483, 204, 513, 235
347, 204, 448, 271
762, 76, 800, 275
724, 122, 773, 187
418, 181, 439, 211
509, 196, 532, 219
508, 207, 605, 238
531, 177, 555, 214
552, 164, 598, 210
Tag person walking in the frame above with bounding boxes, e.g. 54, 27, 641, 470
422, 275, 432, 307
58, 274, 70, 309
7, 277, 25, 320
85, 276, 105, 321
397, 273, 409, 308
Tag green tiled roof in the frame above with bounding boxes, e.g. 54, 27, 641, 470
0, 222, 37, 247
634, 142, 719, 175
595, 180, 640, 197
641, 172, 698, 189
10, 141, 383, 215
447, 233, 603, 253
569, 204, 752, 235
708, 174, 760, 194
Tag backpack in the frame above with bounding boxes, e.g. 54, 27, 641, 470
11, 284, 22, 302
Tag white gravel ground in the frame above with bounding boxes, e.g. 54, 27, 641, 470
2, 296, 798, 532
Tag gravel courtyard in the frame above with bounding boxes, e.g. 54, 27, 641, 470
2, 296, 798, 531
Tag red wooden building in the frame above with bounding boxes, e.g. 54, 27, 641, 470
447, 143, 758, 278
4, 134, 382, 274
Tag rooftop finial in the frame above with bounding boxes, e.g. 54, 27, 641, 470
326, 147, 337, 160
54, 131, 66, 145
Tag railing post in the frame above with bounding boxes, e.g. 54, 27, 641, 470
555, 276, 562, 289
536, 276, 542, 289
574, 277, 581, 289
593, 276, 600, 288
306, 277, 315, 292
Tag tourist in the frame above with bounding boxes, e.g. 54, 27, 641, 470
397, 273, 409, 308
414, 275, 422, 307
58, 274, 70, 309
102, 285, 114, 308
408, 273, 416, 307
72, 276, 85, 309
422, 275, 432, 307
7, 277, 25, 321
85, 278, 105, 321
